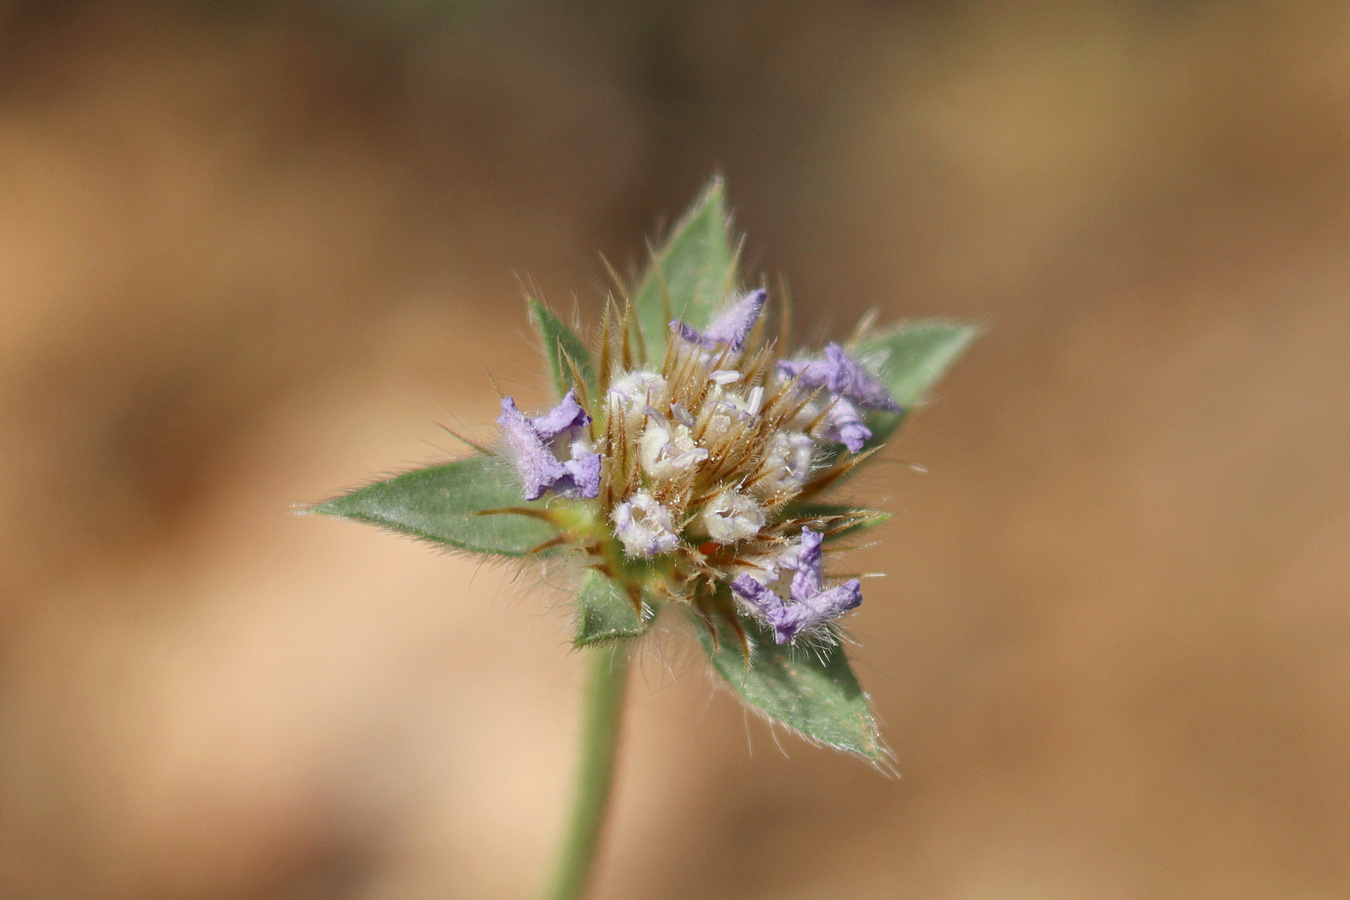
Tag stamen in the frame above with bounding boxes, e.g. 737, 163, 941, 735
710, 369, 742, 386
670, 401, 695, 428
746, 386, 764, 418
671, 448, 710, 469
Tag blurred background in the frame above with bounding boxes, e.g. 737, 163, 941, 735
2, 1, 1348, 897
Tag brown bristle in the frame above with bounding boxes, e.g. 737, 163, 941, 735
563, 349, 591, 421
693, 591, 720, 652
624, 584, 644, 616
797, 445, 883, 501
660, 320, 679, 373
739, 342, 777, 387
625, 425, 643, 494
600, 254, 631, 306
762, 373, 819, 427
597, 302, 613, 393
619, 301, 635, 371
802, 394, 840, 435
475, 506, 567, 525
724, 238, 745, 299
848, 309, 880, 347
776, 274, 793, 352
722, 608, 751, 666
654, 246, 674, 337
524, 535, 571, 559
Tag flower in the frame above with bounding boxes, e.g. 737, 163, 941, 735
670, 288, 766, 350
731, 527, 862, 644
496, 390, 602, 501
778, 342, 902, 413
698, 488, 766, 543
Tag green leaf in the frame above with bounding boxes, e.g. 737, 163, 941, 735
312, 454, 560, 557
856, 319, 978, 407
855, 319, 978, 445
528, 297, 598, 401
632, 179, 736, 361
698, 612, 887, 763
573, 569, 650, 646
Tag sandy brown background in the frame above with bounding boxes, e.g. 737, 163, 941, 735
2, 2, 1348, 898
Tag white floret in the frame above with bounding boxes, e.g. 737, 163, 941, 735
699, 489, 767, 543
757, 431, 816, 495
611, 490, 681, 558
607, 370, 667, 427
639, 419, 708, 482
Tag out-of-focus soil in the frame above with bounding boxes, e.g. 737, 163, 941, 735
2, 3, 1348, 898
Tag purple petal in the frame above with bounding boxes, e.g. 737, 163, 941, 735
770, 580, 863, 644
821, 396, 872, 454
790, 526, 824, 604
559, 451, 602, 499
670, 289, 767, 350
497, 397, 567, 501
733, 526, 865, 643
528, 390, 591, 441
732, 574, 784, 619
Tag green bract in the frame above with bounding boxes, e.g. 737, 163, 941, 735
313, 178, 975, 764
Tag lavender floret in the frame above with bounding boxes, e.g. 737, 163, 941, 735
730, 527, 863, 643
670, 288, 767, 351
497, 397, 568, 501
778, 342, 901, 412
497, 391, 600, 500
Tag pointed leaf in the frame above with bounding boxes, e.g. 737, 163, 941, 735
528, 297, 598, 400
698, 613, 886, 762
632, 179, 736, 360
573, 569, 650, 647
856, 319, 978, 407
313, 454, 560, 557
855, 320, 978, 445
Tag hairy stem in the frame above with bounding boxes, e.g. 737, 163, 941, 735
543, 645, 632, 900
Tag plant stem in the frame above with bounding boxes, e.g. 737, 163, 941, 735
543, 645, 632, 900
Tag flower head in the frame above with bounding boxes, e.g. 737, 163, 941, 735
489, 286, 892, 648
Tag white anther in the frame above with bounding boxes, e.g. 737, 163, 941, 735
746, 386, 765, 418
670, 401, 695, 428
710, 369, 742, 386
671, 448, 710, 469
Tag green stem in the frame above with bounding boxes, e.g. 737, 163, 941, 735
544, 645, 632, 900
